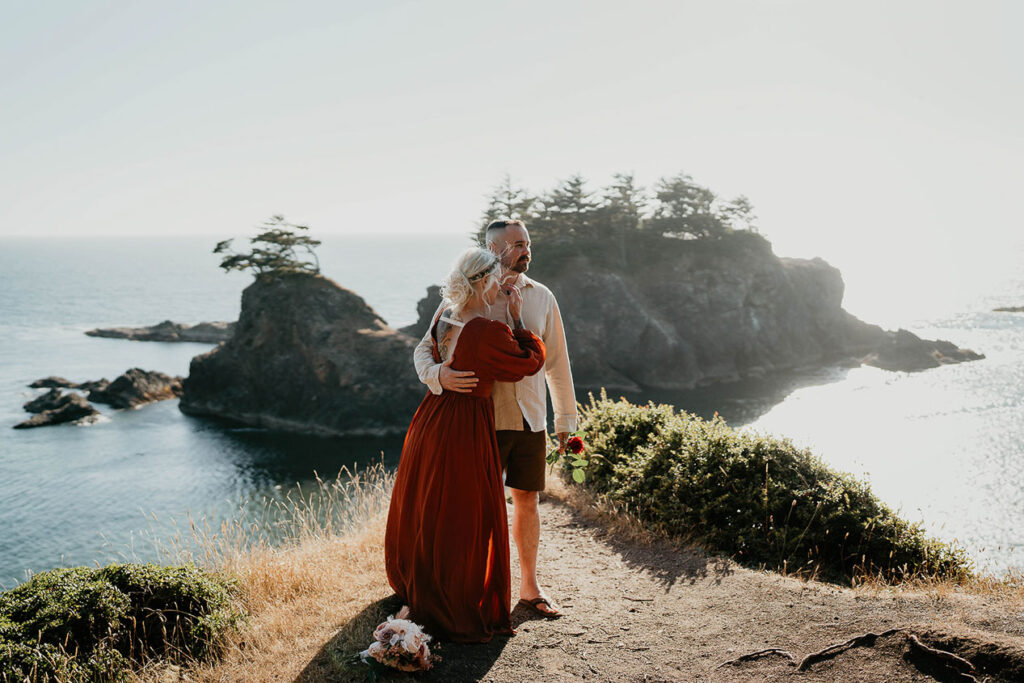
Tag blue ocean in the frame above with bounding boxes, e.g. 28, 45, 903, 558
2, 234, 1022, 586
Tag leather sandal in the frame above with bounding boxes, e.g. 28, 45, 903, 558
517, 596, 562, 618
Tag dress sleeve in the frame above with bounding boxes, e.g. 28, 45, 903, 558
475, 321, 546, 382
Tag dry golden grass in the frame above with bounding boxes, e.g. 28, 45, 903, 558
135, 464, 398, 683
852, 565, 1024, 613
543, 467, 687, 550
138, 465, 666, 682
131, 464, 1024, 682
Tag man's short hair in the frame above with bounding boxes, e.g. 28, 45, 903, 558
485, 218, 525, 243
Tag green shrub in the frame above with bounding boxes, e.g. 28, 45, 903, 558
0, 567, 129, 655
98, 563, 240, 661
0, 640, 128, 683
572, 392, 972, 583
0, 563, 242, 682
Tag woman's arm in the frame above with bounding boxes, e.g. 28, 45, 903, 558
476, 321, 546, 382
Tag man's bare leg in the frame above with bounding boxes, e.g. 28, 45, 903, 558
510, 488, 559, 615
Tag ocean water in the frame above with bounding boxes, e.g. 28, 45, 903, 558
0, 234, 467, 588
1, 234, 1022, 586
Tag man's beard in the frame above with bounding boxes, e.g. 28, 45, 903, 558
506, 257, 530, 273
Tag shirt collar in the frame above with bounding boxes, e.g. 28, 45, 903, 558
516, 273, 536, 288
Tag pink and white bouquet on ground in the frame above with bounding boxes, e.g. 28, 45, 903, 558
359, 614, 435, 672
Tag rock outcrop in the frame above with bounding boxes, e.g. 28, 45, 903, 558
861, 328, 984, 371
88, 369, 183, 409
27, 377, 110, 393
85, 320, 235, 343
179, 234, 984, 437
77, 379, 112, 393
15, 370, 181, 428
23, 388, 71, 413
179, 274, 424, 437
994, 306, 1024, 313
14, 392, 100, 429
407, 233, 983, 391
28, 376, 77, 389
398, 285, 441, 337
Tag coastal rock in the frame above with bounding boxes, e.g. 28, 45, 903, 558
88, 368, 184, 409
539, 236, 981, 388
85, 320, 236, 343
179, 234, 984, 438
14, 393, 100, 429
77, 378, 111, 393
180, 274, 423, 437
28, 376, 76, 389
994, 306, 1024, 313
14, 370, 178, 428
861, 328, 985, 371
23, 388, 76, 413
406, 232, 983, 390
26, 377, 110, 393
399, 285, 441, 338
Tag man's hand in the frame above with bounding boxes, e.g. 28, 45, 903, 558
556, 432, 569, 454
439, 356, 478, 393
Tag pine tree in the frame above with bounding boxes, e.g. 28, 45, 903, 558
718, 195, 758, 233
650, 173, 727, 239
541, 174, 599, 242
597, 172, 647, 265
213, 215, 322, 279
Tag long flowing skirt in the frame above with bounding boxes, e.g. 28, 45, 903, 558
384, 392, 513, 642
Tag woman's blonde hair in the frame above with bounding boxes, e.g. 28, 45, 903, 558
440, 247, 500, 317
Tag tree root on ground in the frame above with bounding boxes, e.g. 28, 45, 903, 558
718, 628, 979, 680
906, 633, 978, 680
715, 648, 796, 667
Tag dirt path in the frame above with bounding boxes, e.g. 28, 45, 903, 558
286, 486, 1024, 682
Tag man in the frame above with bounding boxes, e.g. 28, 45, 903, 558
413, 218, 577, 618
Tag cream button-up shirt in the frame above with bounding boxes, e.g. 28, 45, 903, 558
413, 274, 578, 434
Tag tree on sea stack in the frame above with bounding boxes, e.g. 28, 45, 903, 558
535, 173, 601, 243
648, 172, 758, 239
480, 173, 536, 228
213, 215, 321, 280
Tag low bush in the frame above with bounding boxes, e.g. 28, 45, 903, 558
571, 392, 972, 583
0, 563, 242, 681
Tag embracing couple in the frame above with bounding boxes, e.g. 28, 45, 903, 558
384, 219, 577, 642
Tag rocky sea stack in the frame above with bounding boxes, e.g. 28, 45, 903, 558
180, 233, 983, 436
85, 320, 235, 343
179, 273, 423, 437
406, 232, 982, 391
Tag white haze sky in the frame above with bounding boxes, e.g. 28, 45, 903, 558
1, 0, 1021, 279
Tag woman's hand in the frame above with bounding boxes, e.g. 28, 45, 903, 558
504, 283, 523, 325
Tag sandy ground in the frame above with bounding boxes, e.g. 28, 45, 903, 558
277, 484, 1024, 682
183, 481, 1024, 683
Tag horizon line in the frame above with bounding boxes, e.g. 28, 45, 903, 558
0, 230, 476, 240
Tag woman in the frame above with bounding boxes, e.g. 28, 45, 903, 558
384, 247, 546, 643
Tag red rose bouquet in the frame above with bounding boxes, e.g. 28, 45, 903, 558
546, 432, 590, 483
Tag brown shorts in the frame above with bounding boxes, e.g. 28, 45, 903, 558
496, 420, 548, 492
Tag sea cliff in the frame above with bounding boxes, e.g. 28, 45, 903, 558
180, 233, 981, 433
408, 232, 981, 391
178, 274, 423, 436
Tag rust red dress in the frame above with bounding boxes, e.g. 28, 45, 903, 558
384, 316, 546, 643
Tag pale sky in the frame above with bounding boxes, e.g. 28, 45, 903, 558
2, 0, 1021, 273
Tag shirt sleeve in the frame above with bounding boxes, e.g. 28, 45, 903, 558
542, 295, 578, 434
476, 322, 547, 383
413, 304, 444, 395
